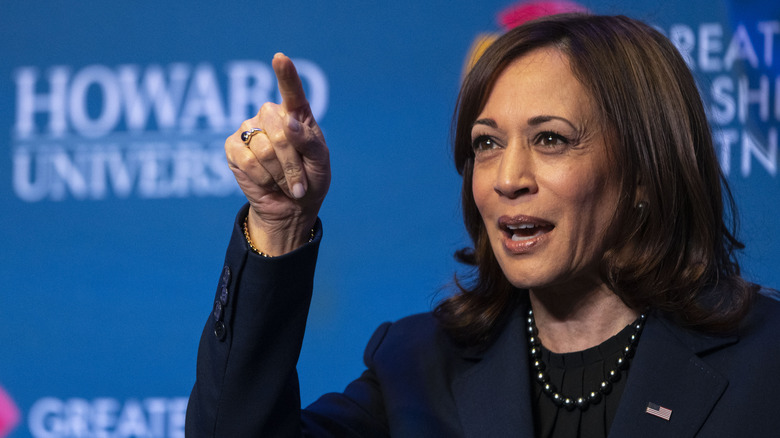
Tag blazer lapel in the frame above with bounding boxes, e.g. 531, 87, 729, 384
451, 308, 536, 438
609, 314, 737, 438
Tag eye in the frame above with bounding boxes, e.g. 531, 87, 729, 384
472, 135, 498, 152
535, 131, 569, 147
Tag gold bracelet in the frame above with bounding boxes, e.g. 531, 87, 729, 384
243, 216, 315, 257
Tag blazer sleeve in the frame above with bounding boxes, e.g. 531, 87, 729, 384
185, 204, 323, 437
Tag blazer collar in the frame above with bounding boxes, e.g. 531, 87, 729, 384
451, 305, 536, 438
608, 313, 737, 437
449, 305, 738, 438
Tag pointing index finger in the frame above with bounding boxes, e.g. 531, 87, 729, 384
272, 52, 309, 113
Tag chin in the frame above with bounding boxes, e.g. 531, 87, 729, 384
497, 263, 552, 290
505, 277, 548, 290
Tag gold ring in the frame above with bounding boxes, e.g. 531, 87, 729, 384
241, 128, 264, 145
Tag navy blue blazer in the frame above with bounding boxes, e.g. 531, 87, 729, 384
186, 206, 780, 437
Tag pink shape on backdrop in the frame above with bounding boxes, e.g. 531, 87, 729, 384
498, 0, 590, 30
0, 385, 20, 438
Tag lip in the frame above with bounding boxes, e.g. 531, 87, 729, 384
498, 215, 554, 254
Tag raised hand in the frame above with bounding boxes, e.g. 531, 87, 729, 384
225, 53, 330, 256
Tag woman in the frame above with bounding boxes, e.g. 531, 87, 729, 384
186, 14, 780, 437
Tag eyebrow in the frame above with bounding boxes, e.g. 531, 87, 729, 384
528, 115, 577, 130
472, 115, 577, 130
472, 118, 497, 129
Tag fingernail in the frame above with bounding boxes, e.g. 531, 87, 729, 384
288, 117, 300, 132
292, 183, 305, 199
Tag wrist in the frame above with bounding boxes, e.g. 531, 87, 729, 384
244, 210, 316, 257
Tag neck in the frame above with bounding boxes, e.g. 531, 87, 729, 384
528, 281, 639, 354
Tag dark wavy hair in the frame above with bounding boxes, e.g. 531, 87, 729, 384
434, 14, 758, 346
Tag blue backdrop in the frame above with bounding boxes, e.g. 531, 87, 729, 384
1, 1, 778, 437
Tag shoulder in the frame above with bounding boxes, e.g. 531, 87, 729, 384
362, 312, 457, 368
365, 313, 442, 353
685, 287, 780, 434
740, 287, 780, 339
757, 286, 780, 302
646, 285, 780, 366
386, 312, 441, 339
698, 286, 780, 367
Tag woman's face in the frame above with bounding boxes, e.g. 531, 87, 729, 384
471, 48, 620, 293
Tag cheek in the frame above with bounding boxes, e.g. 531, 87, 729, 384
545, 160, 609, 204
553, 169, 620, 241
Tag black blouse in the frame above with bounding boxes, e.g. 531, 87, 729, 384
531, 321, 637, 437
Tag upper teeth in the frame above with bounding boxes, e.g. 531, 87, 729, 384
507, 224, 536, 230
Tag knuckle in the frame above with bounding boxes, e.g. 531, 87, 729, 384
256, 144, 276, 162
268, 129, 287, 145
258, 102, 278, 118
272, 172, 288, 189
260, 173, 276, 187
225, 134, 245, 151
234, 153, 257, 171
283, 162, 303, 178
239, 118, 256, 132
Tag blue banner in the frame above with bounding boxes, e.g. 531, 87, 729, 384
1, 1, 777, 436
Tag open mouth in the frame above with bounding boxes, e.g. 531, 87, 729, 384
500, 219, 555, 242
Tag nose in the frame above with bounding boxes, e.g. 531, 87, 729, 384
493, 143, 537, 199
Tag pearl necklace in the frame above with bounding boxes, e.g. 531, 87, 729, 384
526, 309, 647, 411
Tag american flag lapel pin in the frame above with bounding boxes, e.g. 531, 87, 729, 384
645, 402, 672, 421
